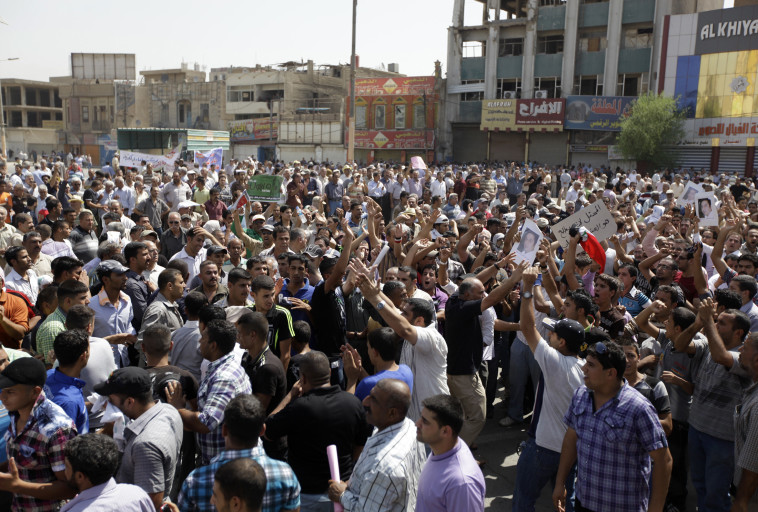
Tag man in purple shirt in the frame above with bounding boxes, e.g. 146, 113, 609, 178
415, 394, 485, 512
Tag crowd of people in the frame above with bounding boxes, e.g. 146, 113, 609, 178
0, 152, 755, 512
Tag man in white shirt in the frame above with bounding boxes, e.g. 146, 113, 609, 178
162, 171, 193, 212
512, 266, 585, 511
430, 171, 447, 199
112, 177, 135, 216
4, 246, 39, 304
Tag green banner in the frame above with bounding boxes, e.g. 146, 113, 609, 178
247, 175, 283, 202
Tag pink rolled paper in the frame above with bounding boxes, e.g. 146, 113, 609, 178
327, 444, 344, 512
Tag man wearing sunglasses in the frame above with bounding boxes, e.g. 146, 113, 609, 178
553, 340, 672, 512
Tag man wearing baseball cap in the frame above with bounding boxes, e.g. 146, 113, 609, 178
0, 357, 77, 510
510, 265, 586, 511
95, 366, 183, 510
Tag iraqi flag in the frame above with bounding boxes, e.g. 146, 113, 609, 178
571, 226, 606, 271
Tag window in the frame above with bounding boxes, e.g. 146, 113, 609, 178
622, 27, 653, 49
540, 0, 566, 5
178, 101, 190, 124
201, 103, 210, 123
533, 77, 561, 98
82, 106, 89, 123
497, 78, 521, 99
374, 105, 386, 129
394, 104, 406, 129
499, 38, 524, 57
110, 106, 114, 123
227, 89, 255, 102
462, 41, 485, 58
460, 80, 485, 101
578, 31, 607, 52
537, 35, 564, 54
575, 75, 603, 96
160, 103, 169, 125
356, 105, 367, 129
413, 104, 426, 129
617, 74, 647, 96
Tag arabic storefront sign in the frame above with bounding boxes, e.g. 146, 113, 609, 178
481, 99, 564, 131
228, 119, 279, 142
516, 99, 565, 126
350, 130, 434, 149
119, 145, 181, 172
565, 96, 634, 131
569, 145, 608, 152
696, 5, 758, 55
551, 201, 616, 249
682, 117, 758, 146
355, 77, 436, 96
247, 175, 284, 202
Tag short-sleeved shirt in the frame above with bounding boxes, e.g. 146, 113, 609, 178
44, 369, 88, 434
197, 352, 252, 465
248, 305, 295, 359
415, 439, 485, 512
6, 392, 77, 512
0, 289, 30, 350
116, 402, 183, 496
178, 445, 301, 512
35, 307, 67, 363
400, 325, 449, 421
444, 293, 484, 375
265, 385, 369, 494
597, 308, 626, 338
688, 338, 751, 441
735, 382, 758, 486
310, 283, 347, 356
355, 364, 414, 402
68, 226, 98, 263
564, 383, 668, 512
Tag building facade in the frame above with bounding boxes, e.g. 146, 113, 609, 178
661, 3, 758, 174
443, 0, 722, 166
0, 79, 63, 158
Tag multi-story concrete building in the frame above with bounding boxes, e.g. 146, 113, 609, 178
0, 78, 63, 158
217, 60, 402, 163
442, 0, 722, 166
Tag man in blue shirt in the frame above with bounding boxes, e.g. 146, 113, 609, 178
279, 254, 315, 328
344, 327, 413, 402
45, 329, 89, 434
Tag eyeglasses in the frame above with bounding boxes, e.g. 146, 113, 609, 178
169, 221, 179, 225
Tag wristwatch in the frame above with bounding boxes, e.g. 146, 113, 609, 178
376, 300, 387, 311
522, 291, 533, 299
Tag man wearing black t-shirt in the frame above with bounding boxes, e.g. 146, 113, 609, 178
444, 259, 523, 447
310, 219, 355, 357
237, 310, 287, 460
594, 274, 627, 338
249, 275, 295, 372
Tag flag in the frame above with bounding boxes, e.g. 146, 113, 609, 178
231, 191, 250, 211
580, 229, 606, 271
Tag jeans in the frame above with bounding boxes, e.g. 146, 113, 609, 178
447, 373, 487, 446
513, 437, 576, 512
300, 493, 333, 512
689, 425, 734, 512
507, 339, 541, 422
485, 336, 506, 413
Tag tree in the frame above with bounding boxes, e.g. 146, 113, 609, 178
617, 93, 686, 169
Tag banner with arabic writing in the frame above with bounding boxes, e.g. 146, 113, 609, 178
481, 99, 564, 131
565, 96, 635, 131
194, 148, 224, 168
550, 201, 616, 250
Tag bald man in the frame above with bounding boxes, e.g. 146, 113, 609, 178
328, 379, 426, 511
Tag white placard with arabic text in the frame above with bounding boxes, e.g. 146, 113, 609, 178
550, 202, 616, 249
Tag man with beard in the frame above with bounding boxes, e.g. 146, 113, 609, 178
90, 261, 136, 341
191, 261, 228, 305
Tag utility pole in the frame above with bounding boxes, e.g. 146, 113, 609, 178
347, 0, 357, 164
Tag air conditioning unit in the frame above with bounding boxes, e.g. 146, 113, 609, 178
503, 91, 517, 99
534, 90, 548, 99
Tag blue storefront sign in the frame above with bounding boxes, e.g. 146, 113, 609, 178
565, 96, 635, 131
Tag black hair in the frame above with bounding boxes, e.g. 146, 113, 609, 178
226, 268, 252, 287
405, 297, 436, 327
292, 320, 311, 348
566, 288, 596, 317
236, 311, 268, 341
398, 266, 418, 281
739, 253, 758, 269
157, 268, 182, 290
619, 263, 638, 278
198, 305, 226, 327
671, 307, 696, 331
251, 274, 275, 292
421, 394, 464, 436
367, 327, 396, 361
142, 325, 172, 355
64, 433, 120, 486
4, 246, 24, 267
206, 319, 237, 355
714, 288, 743, 311
57, 279, 88, 302
65, 304, 95, 330
732, 275, 758, 298
184, 291, 209, 318
726, 309, 752, 342
299, 351, 331, 386
223, 394, 266, 446
53, 329, 89, 367
214, 458, 267, 512
52, 257, 84, 281
287, 253, 309, 267
586, 341, 626, 381
123, 242, 148, 267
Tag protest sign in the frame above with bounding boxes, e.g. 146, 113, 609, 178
551, 202, 616, 249
247, 175, 284, 202
695, 192, 718, 226
512, 218, 542, 265
193, 147, 224, 168
119, 145, 180, 172
677, 181, 703, 206
410, 156, 427, 170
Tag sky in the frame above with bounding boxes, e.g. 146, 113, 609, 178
0, 0, 468, 82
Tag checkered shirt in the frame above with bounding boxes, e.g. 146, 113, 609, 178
35, 308, 67, 364
564, 383, 668, 512
5, 391, 77, 512
177, 444, 300, 512
196, 352, 251, 465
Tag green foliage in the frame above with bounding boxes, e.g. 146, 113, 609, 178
617, 93, 686, 168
